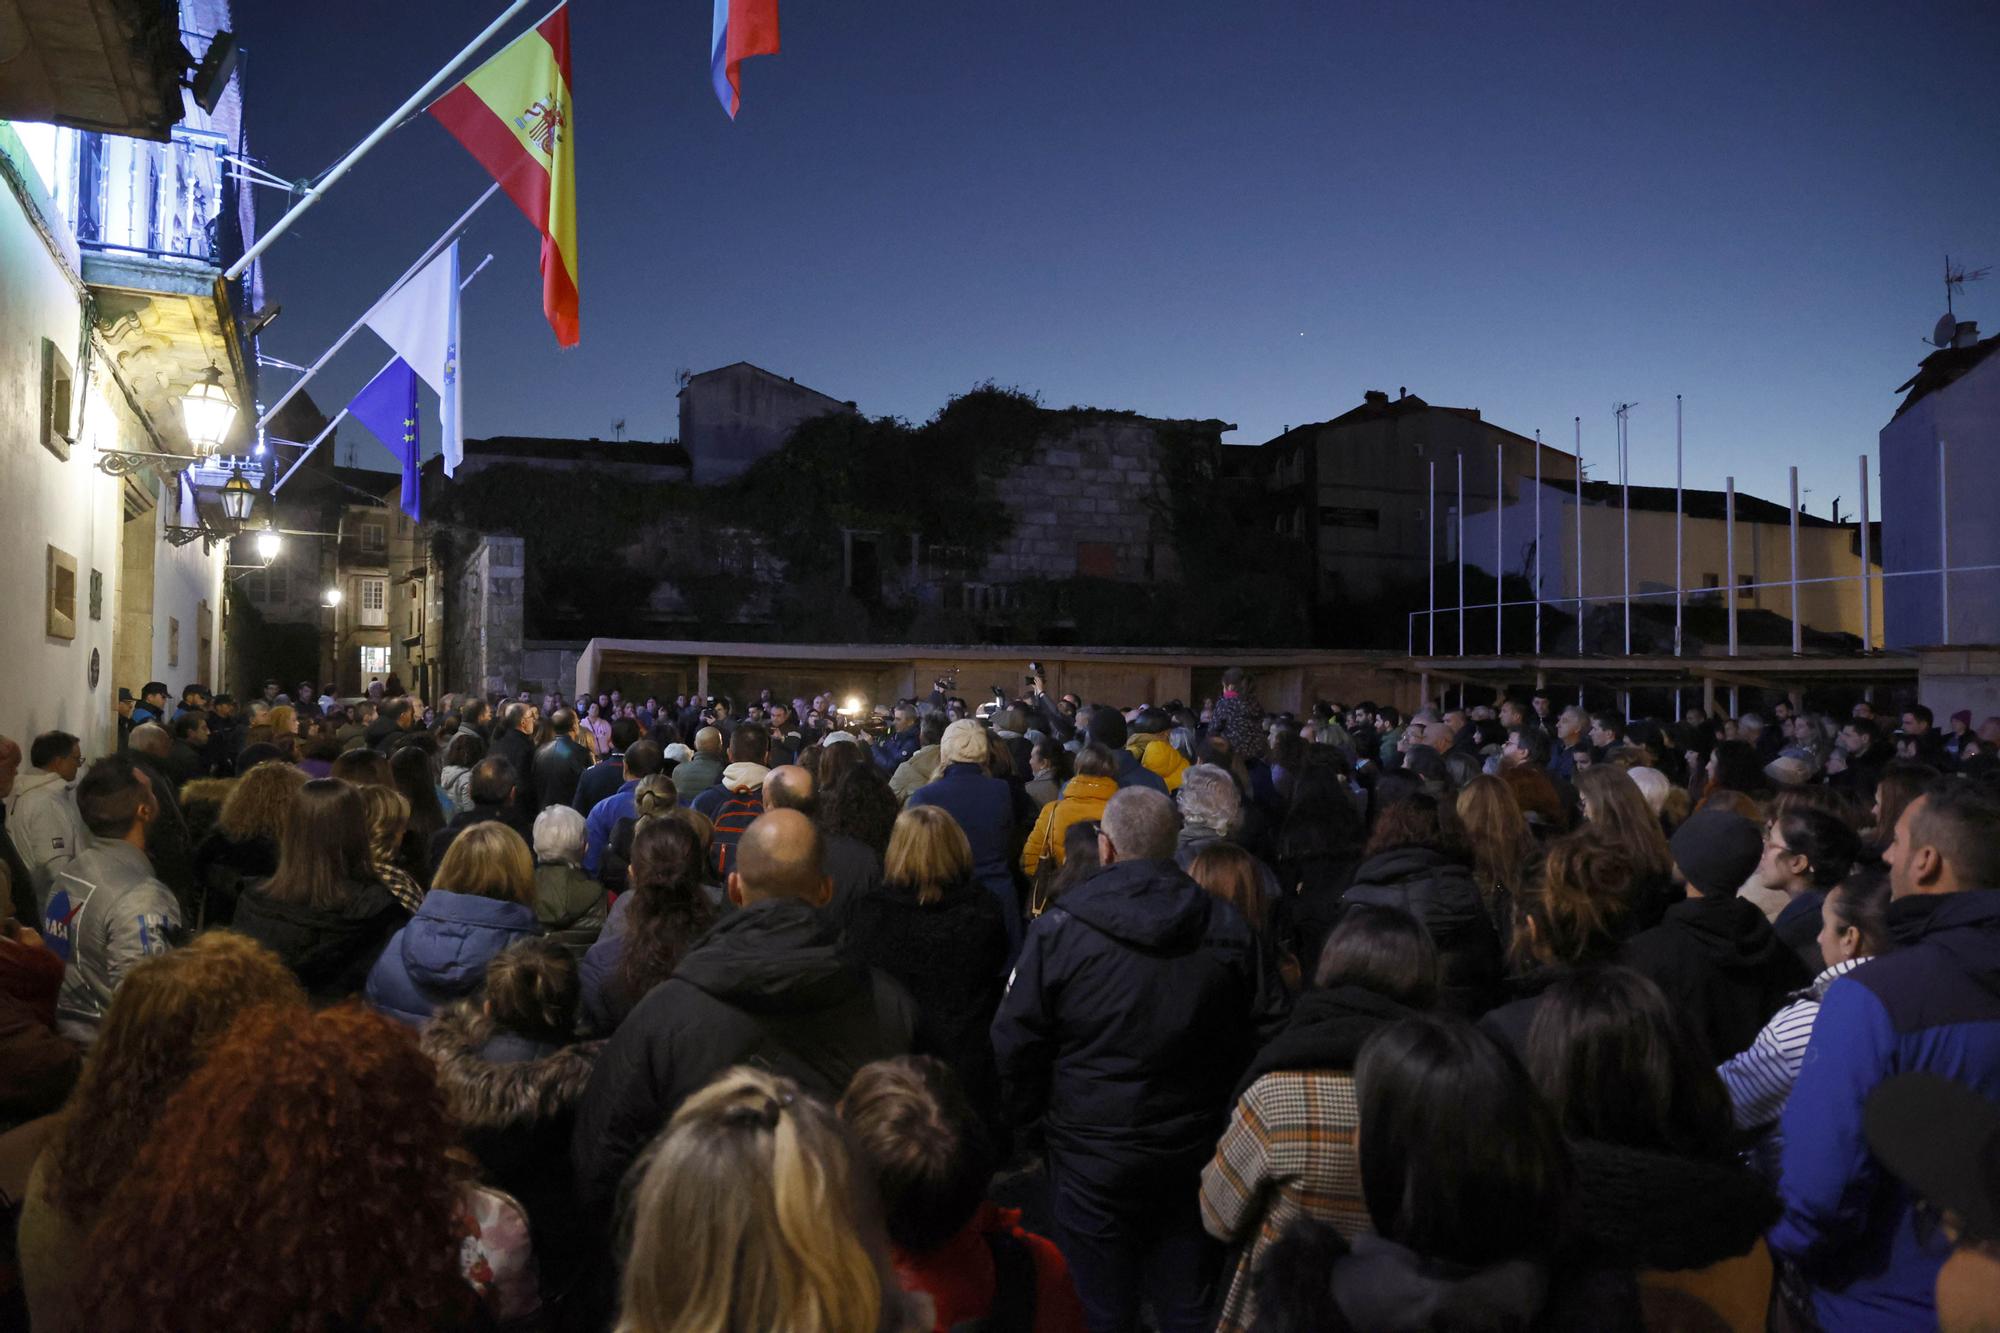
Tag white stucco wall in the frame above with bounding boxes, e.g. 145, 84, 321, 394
1, 130, 226, 759
1880, 349, 2000, 650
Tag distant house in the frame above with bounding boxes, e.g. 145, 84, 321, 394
1880, 318, 1999, 648
677, 361, 857, 481
453, 434, 692, 484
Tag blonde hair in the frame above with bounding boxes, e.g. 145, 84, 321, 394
356, 783, 411, 867
938, 719, 989, 768
617, 1068, 882, 1333
433, 821, 536, 906
883, 805, 973, 905
267, 705, 298, 737
634, 774, 679, 819
217, 761, 308, 842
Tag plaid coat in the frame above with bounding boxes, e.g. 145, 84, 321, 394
1199, 1067, 1369, 1333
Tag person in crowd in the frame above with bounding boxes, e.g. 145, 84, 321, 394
909, 720, 1021, 953
821, 744, 903, 862
572, 808, 920, 1240
1201, 905, 1439, 1332
119, 722, 197, 915
364, 694, 417, 752
358, 783, 427, 914
889, 712, 949, 804
16, 933, 306, 1327
1126, 706, 1190, 792
0, 738, 39, 923
329, 745, 392, 788
1870, 760, 1937, 853
1575, 766, 1678, 926
833, 806, 1010, 1131
432, 754, 532, 868
490, 701, 540, 811
1270, 765, 1367, 975
1175, 761, 1251, 870
0, 895, 77, 1130
580, 814, 716, 1033
531, 803, 610, 960
6, 731, 84, 904
1455, 774, 1536, 939
580, 700, 613, 758
581, 737, 666, 879
368, 821, 542, 1026
1772, 780, 2000, 1331
68, 1003, 500, 1333
129, 681, 169, 728
1341, 789, 1502, 1015
669, 724, 724, 804
1083, 707, 1170, 795
1720, 867, 1892, 1175
1482, 831, 1641, 1052
41, 755, 181, 1044
455, 696, 491, 743
692, 723, 773, 877
617, 1066, 929, 1333
192, 756, 307, 924
387, 743, 447, 870
1863, 1072, 2000, 1333
875, 701, 926, 778
231, 778, 404, 1005
1026, 737, 1071, 809
1527, 965, 1778, 1324
1211, 667, 1267, 765
1189, 842, 1294, 1004
1021, 742, 1119, 881
1620, 807, 1806, 1062
1756, 804, 1863, 973
422, 937, 602, 1305
764, 762, 880, 914
1248, 1015, 1573, 1332
532, 707, 594, 815
992, 787, 1262, 1333
842, 1055, 1087, 1333
571, 715, 639, 814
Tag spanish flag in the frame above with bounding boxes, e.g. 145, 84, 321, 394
430, 6, 579, 346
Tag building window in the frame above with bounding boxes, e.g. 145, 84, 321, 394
1319, 506, 1381, 530
359, 645, 390, 680
1702, 573, 1720, 591
1076, 542, 1117, 579
360, 521, 386, 554
1737, 573, 1753, 600
40, 338, 73, 460
45, 545, 77, 639
359, 576, 387, 627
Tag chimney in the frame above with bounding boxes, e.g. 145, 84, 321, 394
1363, 389, 1389, 408
1955, 321, 1980, 350
1398, 386, 1407, 399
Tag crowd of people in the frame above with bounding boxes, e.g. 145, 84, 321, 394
0, 664, 1996, 1332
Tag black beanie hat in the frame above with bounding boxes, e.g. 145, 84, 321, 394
1669, 808, 1763, 897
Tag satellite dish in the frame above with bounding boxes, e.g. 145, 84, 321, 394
1933, 313, 1958, 348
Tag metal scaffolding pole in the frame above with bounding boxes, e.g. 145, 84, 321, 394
1858, 454, 1873, 651
1674, 394, 1683, 720
1617, 402, 1633, 657
1495, 439, 1505, 655
1534, 430, 1543, 655
1457, 452, 1466, 658
1574, 418, 1584, 658
1427, 459, 1436, 656
1725, 476, 1739, 660
1939, 436, 1952, 646
1789, 465, 1803, 655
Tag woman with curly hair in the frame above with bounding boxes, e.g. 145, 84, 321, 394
581, 816, 717, 1033
67, 1003, 504, 1333
192, 759, 307, 926
618, 1066, 926, 1333
819, 754, 901, 861
17, 932, 306, 1328
234, 777, 406, 1003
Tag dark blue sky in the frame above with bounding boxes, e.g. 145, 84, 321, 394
247, 0, 2000, 513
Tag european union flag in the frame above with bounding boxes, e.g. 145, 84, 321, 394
347, 357, 422, 521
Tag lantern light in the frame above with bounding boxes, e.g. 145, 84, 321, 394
178, 365, 237, 456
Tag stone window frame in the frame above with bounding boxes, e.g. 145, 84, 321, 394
45, 545, 77, 639
40, 337, 74, 461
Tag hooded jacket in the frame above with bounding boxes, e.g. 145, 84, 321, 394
570, 897, 920, 1219
1341, 846, 1503, 1016
365, 888, 541, 1026
233, 878, 405, 1003
1771, 889, 2000, 1332
1126, 733, 1189, 792
1617, 894, 1808, 1062
42, 839, 182, 1043
991, 857, 1260, 1191
5, 770, 84, 904
0, 935, 79, 1128
889, 744, 943, 804
1021, 775, 1118, 877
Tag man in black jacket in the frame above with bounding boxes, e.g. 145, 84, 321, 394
1620, 807, 1807, 1062
570, 808, 919, 1223
490, 702, 539, 817
531, 709, 593, 813
991, 787, 1262, 1333
429, 756, 532, 868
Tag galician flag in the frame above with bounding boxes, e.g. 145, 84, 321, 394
429, 5, 579, 347
711, 0, 779, 119
364, 240, 463, 476
347, 358, 423, 521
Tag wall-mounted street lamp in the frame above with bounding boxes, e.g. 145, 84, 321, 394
254, 528, 283, 564
179, 364, 239, 457
220, 472, 256, 523
322, 587, 343, 608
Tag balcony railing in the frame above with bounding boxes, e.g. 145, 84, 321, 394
71, 125, 227, 265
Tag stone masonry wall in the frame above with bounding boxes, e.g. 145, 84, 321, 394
978, 421, 1178, 584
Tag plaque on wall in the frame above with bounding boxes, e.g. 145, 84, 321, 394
89, 647, 101, 690
89, 569, 103, 620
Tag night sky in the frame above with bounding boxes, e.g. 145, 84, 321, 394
245, 0, 2000, 513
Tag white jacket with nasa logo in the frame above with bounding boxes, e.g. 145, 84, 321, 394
42, 838, 181, 1043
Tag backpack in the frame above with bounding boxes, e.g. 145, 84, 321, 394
947, 1228, 1037, 1333
709, 790, 765, 879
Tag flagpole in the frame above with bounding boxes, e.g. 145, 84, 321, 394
256, 184, 499, 433
224, 0, 538, 281
272, 253, 494, 494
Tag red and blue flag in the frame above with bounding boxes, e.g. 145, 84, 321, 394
711, 0, 779, 119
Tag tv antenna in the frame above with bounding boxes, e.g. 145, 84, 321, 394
1946, 254, 1989, 315
613, 418, 626, 442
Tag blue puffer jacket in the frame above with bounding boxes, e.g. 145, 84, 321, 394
1770, 890, 2000, 1331
366, 888, 541, 1026
991, 857, 1263, 1192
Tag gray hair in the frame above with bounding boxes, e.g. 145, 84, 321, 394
533, 803, 587, 866
1176, 764, 1241, 836
1101, 787, 1178, 862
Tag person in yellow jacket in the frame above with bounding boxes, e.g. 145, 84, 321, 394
1020, 745, 1121, 877
1126, 707, 1190, 793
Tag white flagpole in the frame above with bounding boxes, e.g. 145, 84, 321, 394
1457, 451, 1466, 658
1574, 417, 1584, 659
1427, 459, 1437, 656
256, 184, 499, 433
1534, 430, 1543, 656
1495, 439, 1504, 655
272, 253, 495, 494
225, 0, 538, 281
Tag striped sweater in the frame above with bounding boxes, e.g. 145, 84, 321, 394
1718, 956, 1867, 1142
